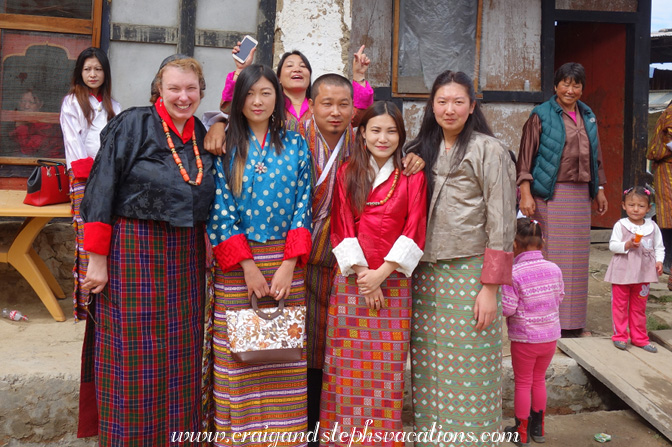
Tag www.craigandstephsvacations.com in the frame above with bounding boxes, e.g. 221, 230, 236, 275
170, 421, 520, 445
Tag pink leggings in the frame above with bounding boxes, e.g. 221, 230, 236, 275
510, 341, 557, 420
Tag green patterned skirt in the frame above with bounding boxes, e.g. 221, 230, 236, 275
411, 257, 502, 447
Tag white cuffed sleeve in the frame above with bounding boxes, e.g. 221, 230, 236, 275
332, 237, 368, 276
384, 235, 424, 277
201, 111, 229, 130
609, 220, 628, 254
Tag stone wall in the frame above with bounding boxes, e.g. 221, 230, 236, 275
0, 221, 74, 309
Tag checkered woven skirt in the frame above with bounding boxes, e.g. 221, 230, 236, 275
411, 257, 502, 447
319, 272, 411, 447
534, 182, 591, 330
212, 239, 307, 447
95, 217, 206, 447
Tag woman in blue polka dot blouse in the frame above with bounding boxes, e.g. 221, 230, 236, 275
206, 64, 313, 444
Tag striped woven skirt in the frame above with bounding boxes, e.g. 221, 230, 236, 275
319, 272, 411, 447
69, 173, 89, 321
95, 217, 206, 447
70, 173, 99, 438
534, 182, 591, 330
411, 257, 502, 447
213, 239, 307, 447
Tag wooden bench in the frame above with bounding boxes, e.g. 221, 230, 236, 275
0, 190, 71, 321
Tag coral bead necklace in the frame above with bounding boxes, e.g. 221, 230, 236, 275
162, 119, 203, 186
366, 168, 399, 206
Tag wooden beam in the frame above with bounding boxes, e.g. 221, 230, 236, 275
0, 13, 92, 34
111, 23, 179, 44
482, 91, 545, 103
540, 0, 556, 99
100, 0, 111, 53
255, 0, 277, 67
91, 0, 103, 47
195, 30, 243, 48
629, 0, 652, 188
178, 0, 196, 56
554, 9, 638, 24
0, 111, 60, 124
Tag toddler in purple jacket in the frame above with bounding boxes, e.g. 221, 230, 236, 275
502, 218, 564, 446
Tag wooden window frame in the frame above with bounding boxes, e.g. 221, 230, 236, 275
0, 0, 103, 166
391, 0, 484, 99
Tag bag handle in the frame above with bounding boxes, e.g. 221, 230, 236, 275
37, 159, 66, 168
37, 159, 66, 192
250, 295, 285, 320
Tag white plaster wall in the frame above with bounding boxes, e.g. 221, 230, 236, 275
109, 42, 177, 109
111, 0, 179, 27
274, 0, 352, 78
196, 0, 258, 32
194, 46, 238, 116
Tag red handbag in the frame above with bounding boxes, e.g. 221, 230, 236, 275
23, 159, 70, 206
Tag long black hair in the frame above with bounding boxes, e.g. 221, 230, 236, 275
67, 47, 116, 126
404, 70, 493, 202
345, 101, 406, 214
224, 64, 286, 196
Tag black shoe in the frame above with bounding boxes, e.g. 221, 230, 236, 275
529, 409, 545, 443
504, 418, 531, 446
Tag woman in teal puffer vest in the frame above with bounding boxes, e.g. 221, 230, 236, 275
516, 62, 608, 340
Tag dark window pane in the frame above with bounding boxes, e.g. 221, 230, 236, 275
4, 0, 92, 20
1, 30, 91, 159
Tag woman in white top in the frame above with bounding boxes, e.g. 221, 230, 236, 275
60, 46, 121, 437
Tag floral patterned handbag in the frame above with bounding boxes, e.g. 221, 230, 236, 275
225, 296, 305, 364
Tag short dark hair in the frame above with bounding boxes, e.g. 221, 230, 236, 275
311, 73, 353, 101
276, 50, 313, 99
554, 62, 586, 88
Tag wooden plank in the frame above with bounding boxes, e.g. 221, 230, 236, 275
558, 337, 672, 441
111, 23, 179, 44
178, 0, 196, 56
0, 13, 92, 34
650, 330, 672, 352
0, 111, 60, 124
91, 0, 103, 47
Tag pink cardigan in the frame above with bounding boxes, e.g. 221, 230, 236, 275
501, 250, 564, 343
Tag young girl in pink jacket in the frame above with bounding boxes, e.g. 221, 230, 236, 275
502, 218, 565, 446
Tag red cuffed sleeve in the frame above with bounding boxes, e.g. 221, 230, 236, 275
83, 222, 112, 256
71, 157, 94, 179
213, 233, 254, 273
284, 227, 312, 268
481, 247, 513, 285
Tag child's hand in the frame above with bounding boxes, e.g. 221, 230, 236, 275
656, 261, 664, 276
625, 238, 640, 251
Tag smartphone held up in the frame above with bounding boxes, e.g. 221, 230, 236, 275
233, 35, 258, 64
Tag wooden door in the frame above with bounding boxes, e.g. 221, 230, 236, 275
555, 22, 626, 228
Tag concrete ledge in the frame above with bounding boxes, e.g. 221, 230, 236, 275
402, 351, 612, 425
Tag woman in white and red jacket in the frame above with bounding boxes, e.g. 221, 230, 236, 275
60, 47, 121, 322
320, 101, 426, 446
